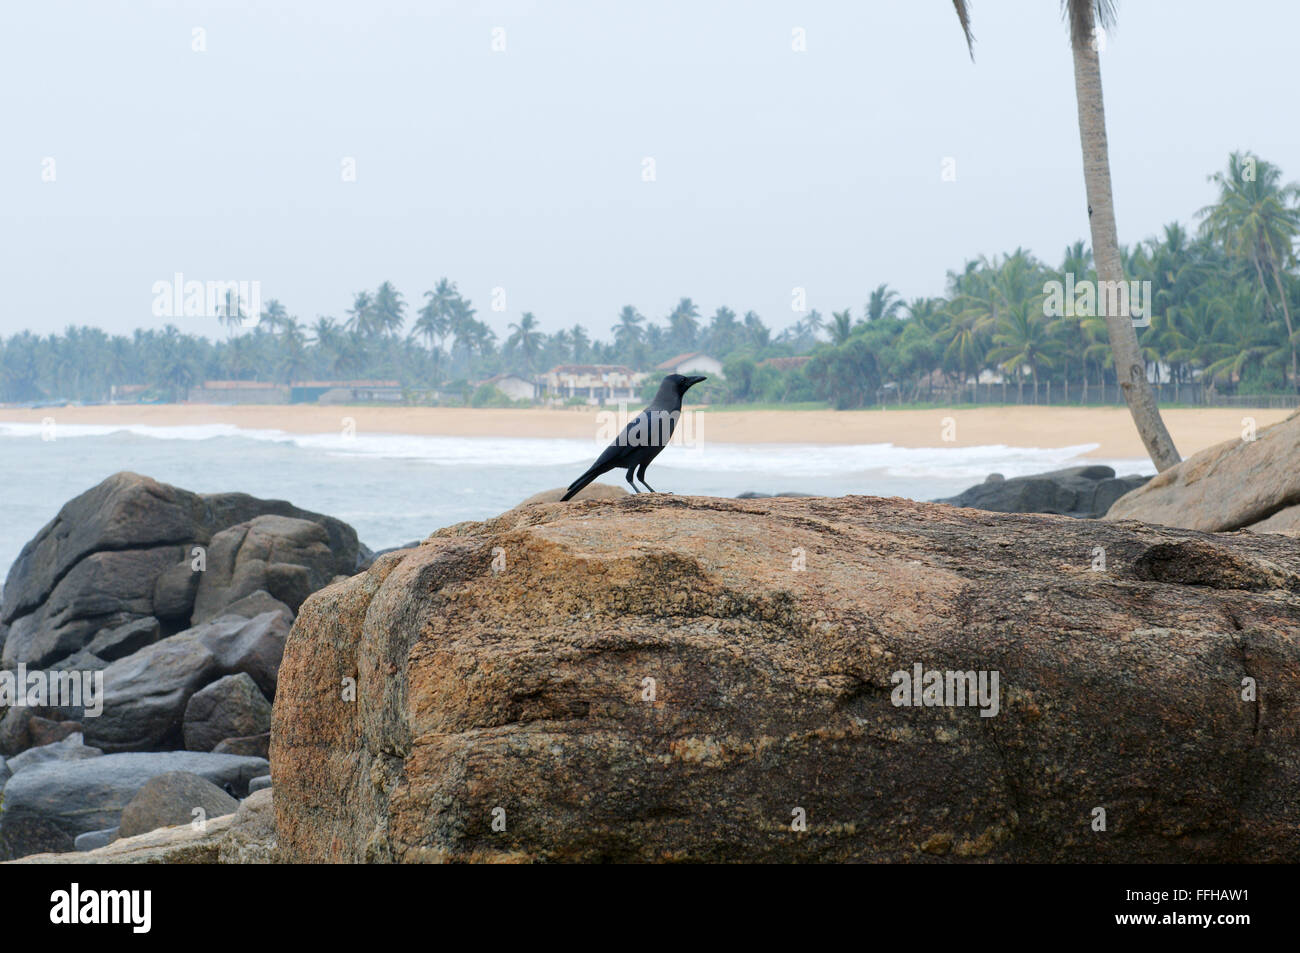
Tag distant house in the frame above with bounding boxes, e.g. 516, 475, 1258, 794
537, 364, 646, 406
110, 384, 151, 403
655, 351, 725, 380
479, 373, 536, 402
289, 380, 404, 404
191, 380, 289, 404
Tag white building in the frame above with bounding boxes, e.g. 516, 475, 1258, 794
538, 364, 646, 405
655, 351, 724, 380
479, 373, 536, 402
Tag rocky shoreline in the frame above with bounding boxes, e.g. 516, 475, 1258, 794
3, 410, 1299, 862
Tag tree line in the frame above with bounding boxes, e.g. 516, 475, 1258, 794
1, 151, 1296, 409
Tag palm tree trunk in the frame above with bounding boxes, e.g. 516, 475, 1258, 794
1071, 38, 1181, 471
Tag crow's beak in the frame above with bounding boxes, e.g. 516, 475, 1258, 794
685, 375, 707, 388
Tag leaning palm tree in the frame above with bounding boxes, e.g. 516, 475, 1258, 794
951, 0, 1180, 470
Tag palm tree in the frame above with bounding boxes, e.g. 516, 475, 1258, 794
275, 319, 310, 384
345, 291, 375, 338
613, 306, 645, 347
743, 310, 770, 348
707, 306, 740, 354
371, 281, 407, 337
667, 298, 701, 350
217, 290, 247, 337
415, 279, 457, 351
804, 309, 826, 341
613, 305, 646, 365
570, 324, 591, 362
952, 0, 1180, 470
507, 312, 544, 371
260, 299, 290, 334
1198, 152, 1300, 392
989, 297, 1055, 403
830, 309, 854, 345
865, 283, 904, 322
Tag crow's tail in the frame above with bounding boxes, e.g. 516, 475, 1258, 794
560, 463, 609, 501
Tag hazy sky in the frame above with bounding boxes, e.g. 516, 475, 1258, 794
3, 0, 1297, 342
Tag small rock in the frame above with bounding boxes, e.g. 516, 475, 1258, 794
217, 590, 293, 623
213, 733, 270, 759
7, 733, 103, 775
247, 774, 272, 793
0, 707, 34, 756
74, 827, 118, 851
183, 673, 272, 753
86, 616, 161, 662
217, 788, 278, 864
153, 561, 201, 622
117, 771, 239, 838
519, 484, 628, 506
26, 717, 83, 748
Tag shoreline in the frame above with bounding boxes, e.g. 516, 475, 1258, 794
0, 403, 1292, 462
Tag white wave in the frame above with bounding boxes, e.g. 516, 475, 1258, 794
0, 421, 289, 442
0, 419, 1150, 480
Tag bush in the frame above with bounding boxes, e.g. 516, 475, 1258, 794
470, 384, 514, 407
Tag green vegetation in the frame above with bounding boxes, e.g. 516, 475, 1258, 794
1, 153, 1297, 410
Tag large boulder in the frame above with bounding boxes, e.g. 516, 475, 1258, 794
0, 750, 266, 859
190, 515, 353, 624
1106, 410, 1300, 531
938, 465, 1150, 518
0, 472, 368, 671
2, 547, 184, 670
81, 611, 289, 753
117, 771, 239, 838
183, 673, 272, 752
272, 494, 1300, 863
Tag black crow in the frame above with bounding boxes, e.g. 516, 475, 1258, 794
560, 373, 706, 501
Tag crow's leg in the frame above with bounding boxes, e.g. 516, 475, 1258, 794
636, 463, 656, 493
625, 468, 640, 493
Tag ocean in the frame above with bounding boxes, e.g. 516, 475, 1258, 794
0, 421, 1150, 582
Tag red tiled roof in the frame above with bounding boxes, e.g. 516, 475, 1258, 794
655, 351, 706, 370
548, 364, 634, 375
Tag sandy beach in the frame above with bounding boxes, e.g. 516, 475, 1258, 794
0, 403, 1291, 461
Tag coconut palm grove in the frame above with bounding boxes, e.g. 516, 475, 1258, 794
2, 151, 1297, 410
